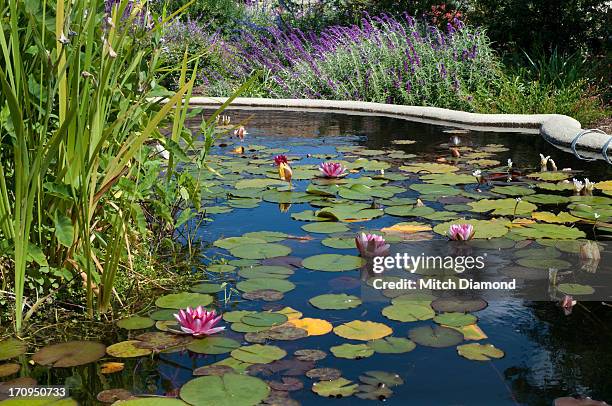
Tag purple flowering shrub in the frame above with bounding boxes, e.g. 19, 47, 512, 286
211, 12, 499, 110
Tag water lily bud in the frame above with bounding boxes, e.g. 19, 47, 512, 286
580, 241, 601, 261
415, 198, 425, 207
539, 154, 550, 172
450, 147, 461, 158
549, 159, 557, 171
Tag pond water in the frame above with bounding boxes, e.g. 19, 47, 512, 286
5, 110, 612, 406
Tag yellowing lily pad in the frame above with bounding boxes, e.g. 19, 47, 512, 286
433, 312, 477, 327
312, 378, 358, 397
287, 318, 333, 336
330, 343, 374, 359
106, 341, 152, 358
32, 341, 106, 367
457, 343, 504, 361
333, 320, 392, 341
382, 303, 435, 322
532, 212, 580, 223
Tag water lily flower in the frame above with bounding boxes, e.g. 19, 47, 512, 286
549, 159, 557, 171
319, 162, 347, 178
415, 198, 425, 207
580, 240, 601, 261
539, 154, 550, 171
472, 169, 483, 184
450, 147, 461, 158
560, 295, 577, 316
584, 178, 595, 195
174, 307, 225, 337
507, 159, 513, 169
274, 155, 288, 166
234, 126, 248, 141
278, 162, 293, 185
355, 233, 390, 258
572, 179, 584, 194
447, 224, 475, 241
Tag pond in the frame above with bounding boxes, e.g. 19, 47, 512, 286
3, 109, 612, 406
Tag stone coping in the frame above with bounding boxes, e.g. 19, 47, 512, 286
189, 97, 610, 160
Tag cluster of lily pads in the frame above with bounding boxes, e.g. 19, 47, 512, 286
1, 126, 610, 405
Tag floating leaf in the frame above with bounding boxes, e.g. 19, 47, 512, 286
421, 173, 475, 185
469, 198, 537, 216
321, 236, 357, 249
155, 292, 213, 309
0, 339, 27, 361
306, 368, 341, 380
400, 163, 458, 173
333, 320, 392, 341
236, 278, 295, 293
558, 283, 595, 295
100, 362, 124, 374
433, 312, 477, 327
359, 371, 404, 387
106, 341, 152, 358
116, 316, 155, 330
302, 254, 365, 272
457, 343, 504, 361
207, 264, 237, 273
431, 298, 488, 313
385, 206, 435, 217
242, 289, 284, 302
330, 344, 374, 359
243, 231, 289, 242
238, 266, 293, 279
230, 344, 286, 364
32, 341, 106, 367
367, 337, 416, 354
135, 332, 191, 352
187, 337, 241, 355
230, 243, 292, 259
241, 312, 288, 327
532, 212, 580, 224
312, 378, 358, 398
433, 219, 509, 239
410, 183, 460, 196
449, 324, 488, 340
382, 303, 435, 322
381, 222, 432, 234
512, 224, 586, 240
0, 363, 20, 378
287, 318, 332, 336
491, 186, 536, 196
224, 310, 256, 323
525, 194, 570, 204
408, 325, 464, 348
302, 222, 349, 234
295, 349, 327, 361
191, 283, 224, 294
214, 237, 267, 250
268, 377, 303, 392
180, 374, 269, 406
517, 258, 571, 269
309, 294, 362, 310
527, 172, 571, 181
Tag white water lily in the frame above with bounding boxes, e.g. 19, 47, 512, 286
594, 213, 600, 219
472, 169, 483, 183
515, 197, 522, 202
572, 178, 584, 194
539, 154, 550, 171
584, 178, 596, 195
549, 159, 558, 171
507, 159, 513, 169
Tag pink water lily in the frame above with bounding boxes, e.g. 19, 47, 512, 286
274, 155, 288, 166
355, 233, 390, 258
174, 306, 225, 337
319, 162, 347, 178
561, 295, 577, 316
447, 224, 475, 241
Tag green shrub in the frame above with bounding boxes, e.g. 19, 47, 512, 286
152, 0, 246, 34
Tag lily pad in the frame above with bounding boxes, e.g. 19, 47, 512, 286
306, 368, 341, 380
367, 337, 416, 354
333, 320, 392, 341
187, 337, 241, 355
236, 278, 295, 293
242, 231, 289, 242
433, 312, 477, 327
302, 254, 365, 272
294, 349, 327, 361
230, 244, 292, 260
238, 266, 293, 279
155, 292, 213, 309
512, 224, 586, 240
408, 325, 464, 348
180, 374, 269, 406
32, 341, 106, 367
106, 341, 152, 358
302, 222, 349, 234
0, 339, 27, 361
330, 344, 374, 359
191, 283, 224, 294
457, 343, 504, 361
288, 318, 333, 336
433, 219, 509, 239
491, 186, 536, 196
241, 312, 288, 327
410, 183, 460, 196
224, 310, 256, 323
230, 344, 286, 364
309, 294, 362, 310
116, 316, 155, 330
400, 163, 458, 173
469, 198, 537, 216
0, 363, 20, 378
431, 298, 488, 313
382, 303, 435, 322
359, 370, 404, 387
385, 206, 436, 217
321, 236, 357, 249
421, 173, 476, 185
558, 283, 595, 295
214, 237, 267, 250
312, 378, 358, 398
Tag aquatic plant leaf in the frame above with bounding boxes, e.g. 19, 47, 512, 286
230, 323, 272, 333
155, 292, 213, 309
309, 294, 362, 310
187, 337, 241, 355
384, 206, 435, 217
224, 310, 256, 323
408, 325, 464, 348
100, 362, 124, 374
330, 344, 374, 359
180, 374, 269, 406
367, 337, 416, 354
448, 324, 488, 340
517, 258, 571, 269
359, 371, 404, 387
512, 224, 586, 240
302, 254, 365, 272
457, 343, 504, 361
421, 173, 475, 185
333, 320, 392, 341
410, 183, 460, 196
381, 222, 432, 234
193, 365, 235, 376
134, 332, 191, 352
287, 318, 333, 336
32, 341, 106, 367
321, 236, 357, 249
242, 289, 284, 301
312, 378, 358, 397
469, 198, 537, 215
106, 341, 152, 358
431, 298, 488, 313
230, 344, 286, 364
527, 172, 571, 181
235, 178, 286, 189
214, 237, 267, 250
261, 190, 312, 204
306, 368, 341, 380
433, 312, 477, 327
433, 219, 509, 239
241, 312, 288, 327
207, 264, 237, 273
301, 222, 349, 234
113, 398, 186, 405
294, 349, 327, 361
491, 186, 536, 196
382, 303, 435, 322
0, 339, 27, 361
191, 283, 224, 294
211, 357, 253, 373
242, 231, 289, 242
237, 278, 295, 293
238, 266, 294, 279
356, 384, 394, 400
400, 163, 458, 173
96, 389, 133, 404
532, 212, 580, 223
525, 194, 570, 204
230, 243, 292, 259
0, 363, 20, 378
558, 283, 595, 295
116, 316, 155, 330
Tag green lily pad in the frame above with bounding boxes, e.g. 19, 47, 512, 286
230, 323, 270, 333
408, 325, 464, 348
321, 236, 357, 249
433, 219, 509, 239
117, 316, 155, 330
238, 266, 293, 279
421, 173, 476, 185
223, 310, 256, 323
330, 343, 374, 359
180, 374, 269, 406
527, 172, 571, 181
214, 237, 267, 250
312, 378, 358, 397
431, 298, 488, 313
236, 278, 295, 293
106, 341, 152, 358
400, 163, 458, 173
0, 339, 27, 361
469, 198, 537, 216
410, 183, 460, 196
155, 292, 213, 309
207, 264, 237, 273
359, 370, 404, 387
32, 341, 106, 367
230, 243, 291, 259
457, 343, 505, 361
385, 206, 436, 217
241, 312, 288, 327
309, 294, 362, 310
525, 194, 570, 205
302, 254, 365, 272
491, 186, 536, 196
512, 224, 586, 240
382, 303, 435, 322
113, 398, 187, 405
187, 337, 241, 355
558, 283, 595, 295
367, 337, 416, 354
302, 222, 349, 234
433, 312, 477, 327
191, 283, 224, 294
234, 178, 285, 189
242, 231, 289, 242
261, 190, 312, 204
517, 258, 571, 269
333, 320, 393, 341
230, 344, 286, 364
291, 210, 330, 222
